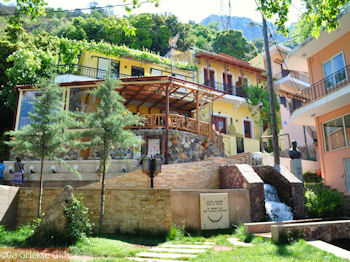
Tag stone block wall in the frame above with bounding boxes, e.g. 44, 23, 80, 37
84, 157, 242, 190
271, 220, 350, 242
17, 187, 172, 234
220, 164, 266, 222
253, 165, 306, 219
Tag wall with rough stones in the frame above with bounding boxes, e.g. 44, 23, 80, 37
219, 164, 266, 222
253, 165, 306, 219
16, 187, 172, 234
84, 157, 244, 190
271, 220, 350, 242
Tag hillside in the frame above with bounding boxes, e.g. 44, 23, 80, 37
200, 14, 293, 42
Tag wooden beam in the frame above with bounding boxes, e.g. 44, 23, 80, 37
165, 85, 169, 164
170, 90, 194, 107
196, 90, 199, 134
125, 85, 145, 106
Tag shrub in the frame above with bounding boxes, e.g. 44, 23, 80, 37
279, 229, 304, 244
63, 195, 93, 243
303, 171, 323, 183
304, 184, 345, 218
166, 225, 185, 241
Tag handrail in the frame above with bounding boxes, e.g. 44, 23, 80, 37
202, 80, 247, 98
290, 64, 350, 113
127, 113, 224, 151
274, 70, 310, 83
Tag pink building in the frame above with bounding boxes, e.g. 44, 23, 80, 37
286, 9, 350, 193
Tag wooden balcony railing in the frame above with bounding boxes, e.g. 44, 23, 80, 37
127, 114, 224, 152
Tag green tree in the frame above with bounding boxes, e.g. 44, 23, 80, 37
258, 0, 350, 37
213, 29, 257, 61
244, 85, 280, 130
6, 77, 76, 218
252, 37, 264, 53
80, 78, 142, 233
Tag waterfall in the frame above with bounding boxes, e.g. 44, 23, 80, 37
264, 184, 293, 222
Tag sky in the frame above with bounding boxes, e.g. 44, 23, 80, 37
43, 0, 304, 25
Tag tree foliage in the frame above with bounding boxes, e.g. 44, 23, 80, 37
79, 78, 142, 233
6, 77, 76, 217
213, 29, 257, 61
259, 0, 350, 38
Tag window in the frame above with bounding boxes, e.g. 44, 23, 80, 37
323, 114, 350, 151
111, 61, 120, 78
69, 88, 99, 113
323, 52, 347, 88
280, 96, 287, 107
17, 90, 42, 130
131, 66, 144, 77
203, 68, 215, 88
172, 73, 186, 80
151, 68, 162, 76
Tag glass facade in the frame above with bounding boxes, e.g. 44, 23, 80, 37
323, 114, 350, 151
17, 90, 42, 130
69, 88, 99, 113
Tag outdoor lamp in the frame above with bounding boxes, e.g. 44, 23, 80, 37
51, 165, 57, 174
29, 165, 35, 174
142, 155, 162, 188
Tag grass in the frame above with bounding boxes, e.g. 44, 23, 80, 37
0, 225, 348, 261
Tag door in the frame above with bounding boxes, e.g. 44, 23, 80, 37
345, 158, 350, 193
223, 73, 233, 94
97, 58, 109, 79
244, 120, 252, 138
212, 116, 226, 134
236, 76, 248, 97
236, 137, 244, 154
204, 68, 215, 88
110, 61, 120, 78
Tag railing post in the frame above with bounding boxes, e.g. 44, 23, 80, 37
196, 91, 199, 134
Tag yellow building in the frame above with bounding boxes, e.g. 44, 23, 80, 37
15, 40, 268, 159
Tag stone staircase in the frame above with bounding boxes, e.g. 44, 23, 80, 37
127, 242, 215, 261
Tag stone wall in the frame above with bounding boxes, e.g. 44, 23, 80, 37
84, 157, 243, 189
219, 164, 266, 222
253, 165, 306, 219
271, 220, 350, 242
17, 187, 172, 234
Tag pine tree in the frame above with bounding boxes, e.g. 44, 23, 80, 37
6, 77, 76, 218
80, 78, 142, 234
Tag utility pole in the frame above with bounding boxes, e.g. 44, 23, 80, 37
262, 17, 280, 167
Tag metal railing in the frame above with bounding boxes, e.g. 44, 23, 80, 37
58, 64, 135, 80
202, 80, 247, 98
290, 64, 350, 113
274, 69, 310, 83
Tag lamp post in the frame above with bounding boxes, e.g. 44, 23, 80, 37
142, 155, 162, 188
249, 18, 280, 167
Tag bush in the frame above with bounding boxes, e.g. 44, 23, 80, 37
303, 171, 323, 183
304, 184, 345, 218
64, 195, 93, 244
166, 225, 185, 241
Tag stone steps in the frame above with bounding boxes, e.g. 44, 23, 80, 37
127, 242, 214, 261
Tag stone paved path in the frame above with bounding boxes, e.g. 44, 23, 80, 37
227, 237, 254, 247
127, 242, 215, 261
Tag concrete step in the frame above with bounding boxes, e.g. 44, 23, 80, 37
160, 244, 213, 249
253, 232, 272, 239
307, 240, 350, 260
128, 258, 184, 262
136, 252, 197, 259
149, 247, 206, 254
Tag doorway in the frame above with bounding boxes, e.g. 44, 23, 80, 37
212, 116, 227, 134
243, 120, 252, 138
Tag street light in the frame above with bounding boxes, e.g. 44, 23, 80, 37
142, 155, 162, 188
250, 18, 280, 168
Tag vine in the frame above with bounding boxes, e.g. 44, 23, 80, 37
59, 38, 198, 71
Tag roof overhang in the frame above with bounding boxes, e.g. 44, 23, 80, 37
285, 10, 350, 72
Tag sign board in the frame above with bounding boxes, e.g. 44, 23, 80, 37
147, 138, 160, 156
200, 193, 229, 230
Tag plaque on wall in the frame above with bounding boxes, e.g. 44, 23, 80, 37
147, 138, 160, 156
200, 193, 229, 230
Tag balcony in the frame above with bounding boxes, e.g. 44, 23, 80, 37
127, 114, 224, 151
273, 69, 310, 91
290, 64, 350, 126
202, 80, 247, 98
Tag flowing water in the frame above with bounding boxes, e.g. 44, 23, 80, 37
264, 184, 293, 222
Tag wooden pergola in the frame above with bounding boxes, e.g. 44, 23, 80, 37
119, 76, 226, 162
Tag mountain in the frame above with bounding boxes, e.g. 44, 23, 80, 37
200, 14, 293, 43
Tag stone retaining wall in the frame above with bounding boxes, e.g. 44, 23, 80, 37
17, 187, 172, 234
271, 220, 350, 242
219, 164, 266, 222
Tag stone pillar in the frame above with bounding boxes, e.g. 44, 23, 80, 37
290, 159, 303, 183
